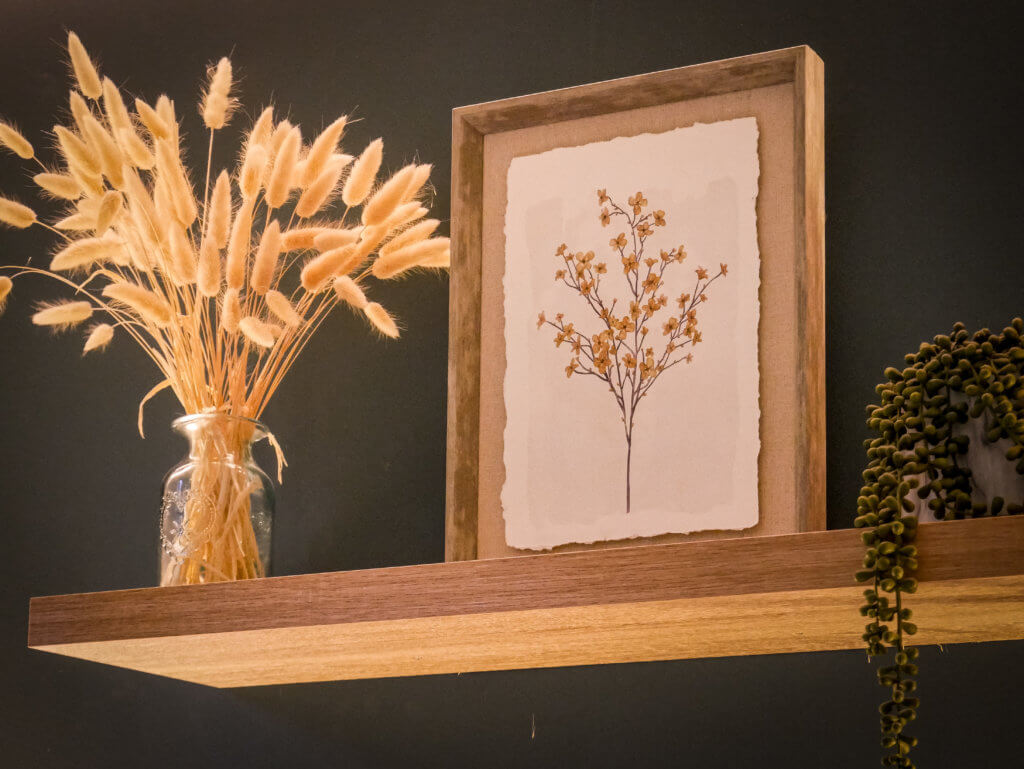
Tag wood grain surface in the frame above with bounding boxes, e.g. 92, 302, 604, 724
28, 517, 1024, 687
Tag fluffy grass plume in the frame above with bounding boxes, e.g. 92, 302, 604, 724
238, 316, 277, 348
51, 236, 126, 271
207, 171, 232, 248
33, 172, 82, 200
295, 154, 350, 218
0, 120, 34, 159
300, 244, 355, 291
0, 275, 12, 313
250, 219, 281, 294
381, 218, 439, 256
363, 301, 399, 338
265, 126, 300, 209
221, 287, 241, 333
0, 31, 449, 586
197, 237, 222, 297
280, 226, 323, 251
302, 116, 347, 185
361, 164, 416, 226
201, 58, 234, 130
332, 275, 366, 309
266, 289, 302, 327
67, 32, 102, 100
102, 282, 173, 326
32, 300, 93, 329
0, 196, 36, 228
83, 322, 114, 353
313, 227, 361, 251
341, 138, 382, 207
372, 237, 450, 279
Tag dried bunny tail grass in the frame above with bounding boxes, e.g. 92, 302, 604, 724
0, 120, 34, 159
238, 316, 277, 348
225, 199, 253, 288
69, 164, 105, 197
382, 201, 426, 231
50, 235, 127, 271
95, 190, 123, 235
341, 138, 383, 207
265, 289, 302, 327
32, 300, 93, 329
265, 126, 301, 208
332, 275, 367, 309
68, 90, 92, 134
249, 106, 275, 147
117, 127, 154, 170
313, 227, 361, 251
361, 164, 417, 226
123, 168, 164, 244
197, 236, 222, 297
54, 125, 100, 177
101, 77, 132, 135
168, 223, 198, 284
280, 226, 328, 251
403, 163, 432, 201
34, 172, 82, 200
207, 170, 232, 248
76, 196, 101, 217
83, 322, 114, 353
301, 116, 347, 185
239, 143, 267, 199
202, 57, 235, 130
0, 196, 37, 229
67, 32, 102, 100
0, 275, 12, 313
349, 224, 387, 263
79, 114, 126, 188
418, 248, 451, 269
363, 301, 399, 339
250, 219, 282, 294
155, 96, 178, 143
300, 244, 355, 291
372, 237, 450, 279
267, 119, 293, 158
295, 154, 350, 218
155, 138, 198, 226
135, 97, 171, 141
102, 282, 173, 326
380, 218, 439, 256
54, 212, 94, 231
220, 287, 241, 333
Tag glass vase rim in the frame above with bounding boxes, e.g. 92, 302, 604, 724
171, 412, 269, 441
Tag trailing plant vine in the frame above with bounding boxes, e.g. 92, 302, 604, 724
856, 318, 1024, 767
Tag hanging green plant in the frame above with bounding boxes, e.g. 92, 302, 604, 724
856, 317, 1024, 767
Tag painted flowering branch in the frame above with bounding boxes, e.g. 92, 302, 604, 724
537, 189, 727, 513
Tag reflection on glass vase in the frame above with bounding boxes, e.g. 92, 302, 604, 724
160, 414, 274, 586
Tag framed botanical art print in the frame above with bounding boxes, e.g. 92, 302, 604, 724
446, 46, 825, 561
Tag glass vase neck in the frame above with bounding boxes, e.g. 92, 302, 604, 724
172, 413, 268, 461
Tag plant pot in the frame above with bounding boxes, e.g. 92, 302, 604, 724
910, 394, 1024, 521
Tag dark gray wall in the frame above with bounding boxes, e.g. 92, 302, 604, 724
1, 1, 1021, 766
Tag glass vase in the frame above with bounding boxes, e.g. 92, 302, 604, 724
159, 414, 274, 586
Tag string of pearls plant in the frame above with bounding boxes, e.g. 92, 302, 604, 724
0, 32, 449, 583
856, 318, 1024, 768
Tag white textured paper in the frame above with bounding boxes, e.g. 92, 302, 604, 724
501, 118, 762, 550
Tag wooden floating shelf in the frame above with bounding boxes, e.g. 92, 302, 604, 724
28, 516, 1024, 688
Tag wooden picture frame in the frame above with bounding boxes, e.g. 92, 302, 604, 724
446, 46, 825, 562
